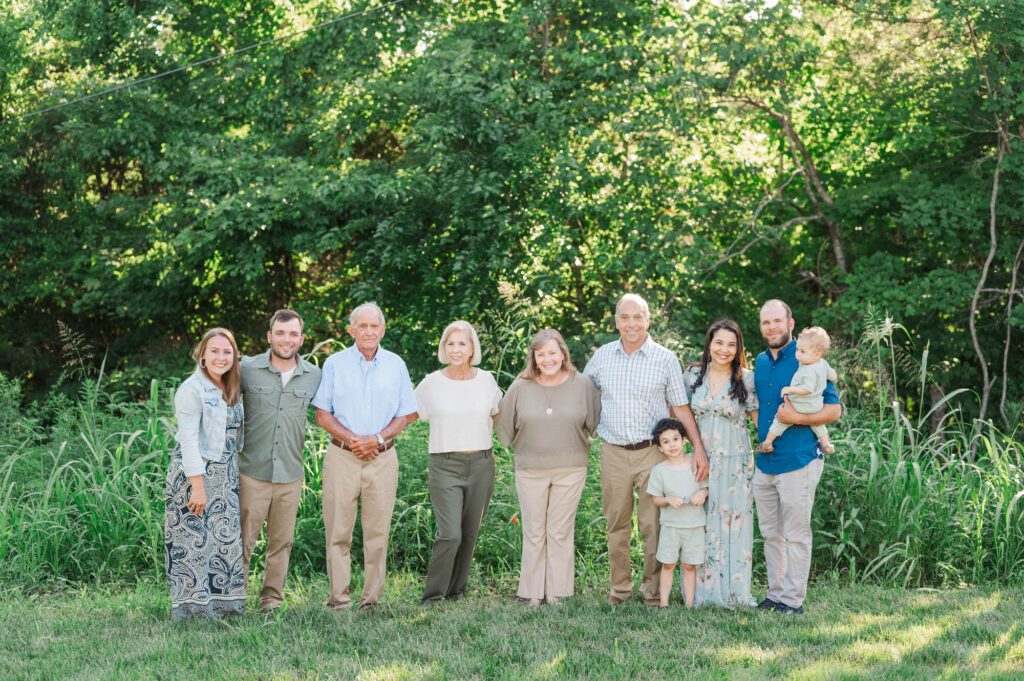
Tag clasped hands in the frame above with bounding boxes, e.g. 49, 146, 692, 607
664, 488, 708, 509
349, 435, 382, 461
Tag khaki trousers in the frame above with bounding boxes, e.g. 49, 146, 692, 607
600, 441, 662, 603
752, 457, 824, 608
515, 466, 588, 601
323, 444, 399, 609
239, 473, 304, 608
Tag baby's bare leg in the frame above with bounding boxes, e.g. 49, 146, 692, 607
811, 424, 834, 454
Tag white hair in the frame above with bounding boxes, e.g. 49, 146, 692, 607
349, 302, 386, 326
437, 320, 483, 366
615, 293, 650, 319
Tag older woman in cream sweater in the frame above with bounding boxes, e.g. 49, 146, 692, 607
415, 320, 502, 604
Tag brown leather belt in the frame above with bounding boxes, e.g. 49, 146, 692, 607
331, 437, 394, 453
620, 439, 655, 451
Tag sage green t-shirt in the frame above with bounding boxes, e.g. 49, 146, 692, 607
646, 461, 707, 529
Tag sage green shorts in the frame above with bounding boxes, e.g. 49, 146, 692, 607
656, 526, 705, 566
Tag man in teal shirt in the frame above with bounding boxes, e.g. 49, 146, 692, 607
753, 299, 841, 615
239, 309, 321, 613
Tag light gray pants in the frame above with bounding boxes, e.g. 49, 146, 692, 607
752, 458, 824, 608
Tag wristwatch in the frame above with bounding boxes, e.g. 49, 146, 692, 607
376, 433, 385, 447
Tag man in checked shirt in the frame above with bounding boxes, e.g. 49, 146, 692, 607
584, 294, 709, 606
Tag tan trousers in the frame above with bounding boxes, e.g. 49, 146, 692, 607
239, 473, 304, 608
600, 441, 662, 603
323, 444, 399, 609
515, 466, 588, 601
752, 457, 824, 608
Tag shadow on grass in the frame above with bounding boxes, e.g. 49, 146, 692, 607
1, 577, 1023, 679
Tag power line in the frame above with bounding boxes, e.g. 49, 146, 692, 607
9, 0, 407, 122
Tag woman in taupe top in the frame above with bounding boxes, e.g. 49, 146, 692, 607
495, 329, 601, 605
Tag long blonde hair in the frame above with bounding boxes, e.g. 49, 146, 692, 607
193, 327, 241, 405
520, 328, 577, 381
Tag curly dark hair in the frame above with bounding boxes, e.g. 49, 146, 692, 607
690, 318, 748, 406
652, 417, 687, 444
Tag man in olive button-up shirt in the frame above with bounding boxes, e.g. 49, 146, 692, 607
239, 309, 322, 612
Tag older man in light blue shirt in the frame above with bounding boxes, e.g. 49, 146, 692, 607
313, 302, 418, 611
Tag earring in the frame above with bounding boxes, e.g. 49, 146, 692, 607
200, 358, 207, 369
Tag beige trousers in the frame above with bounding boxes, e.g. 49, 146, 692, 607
752, 457, 824, 608
514, 466, 588, 601
322, 444, 399, 609
239, 473, 304, 608
600, 441, 662, 603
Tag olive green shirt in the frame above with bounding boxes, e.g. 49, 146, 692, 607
240, 351, 322, 483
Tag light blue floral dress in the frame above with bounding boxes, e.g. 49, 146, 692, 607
684, 366, 758, 608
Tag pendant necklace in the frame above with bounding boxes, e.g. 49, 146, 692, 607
541, 383, 554, 415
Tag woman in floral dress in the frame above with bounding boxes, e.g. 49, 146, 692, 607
684, 318, 759, 608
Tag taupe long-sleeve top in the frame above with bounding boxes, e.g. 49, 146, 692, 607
495, 372, 601, 470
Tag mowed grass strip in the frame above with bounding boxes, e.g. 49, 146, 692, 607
1, 576, 1022, 680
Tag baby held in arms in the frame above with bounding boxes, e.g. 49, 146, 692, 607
760, 326, 837, 455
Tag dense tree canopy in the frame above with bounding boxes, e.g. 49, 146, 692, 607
2, 0, 1022, 423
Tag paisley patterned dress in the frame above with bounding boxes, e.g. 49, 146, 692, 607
684, 366, 758, 608
164, 401, 246, 620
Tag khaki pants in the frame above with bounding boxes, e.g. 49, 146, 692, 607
239, 473, 304, 609
422, 451, 495, 603
515, 466, 588, 601
600, 441, 662, 603
752, 457, 824, 608
322, 444, 399, 609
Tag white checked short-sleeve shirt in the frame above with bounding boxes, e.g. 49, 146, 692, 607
583, 335, 688, 446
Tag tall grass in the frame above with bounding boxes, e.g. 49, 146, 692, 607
0, 311, 1022, 590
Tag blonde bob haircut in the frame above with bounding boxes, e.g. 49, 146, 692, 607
521, 328, 577, 381
437, 320, 483, 366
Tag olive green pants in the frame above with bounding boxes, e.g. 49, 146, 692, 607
422, 450, 495, 603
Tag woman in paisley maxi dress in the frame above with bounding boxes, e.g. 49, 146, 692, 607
684, 319, 759, 608
165, 328, 247, 620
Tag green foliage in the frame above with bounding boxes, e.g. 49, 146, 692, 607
1, 0, 1023, 417
1, 343, 1022, 589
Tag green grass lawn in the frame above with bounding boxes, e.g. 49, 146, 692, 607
2, 574, 1022, 680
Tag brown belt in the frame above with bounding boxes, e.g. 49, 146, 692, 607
619, 439, 655, 451
331, 437, 394, 453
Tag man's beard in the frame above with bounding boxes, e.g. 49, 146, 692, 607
271, 347, 296, 361
766, 331, 792, 350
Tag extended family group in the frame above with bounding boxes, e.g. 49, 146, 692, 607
165, 295, 840, 620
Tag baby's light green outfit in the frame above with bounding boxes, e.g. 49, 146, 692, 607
769, 358, 836, 444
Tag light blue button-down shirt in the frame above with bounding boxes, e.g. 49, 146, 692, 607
312, 345, 418, 436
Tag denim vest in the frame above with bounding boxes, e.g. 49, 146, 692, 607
173, 369, 243, 477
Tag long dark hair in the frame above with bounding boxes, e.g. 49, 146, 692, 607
690, 318, 748, 406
